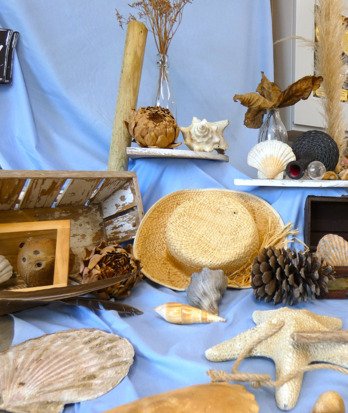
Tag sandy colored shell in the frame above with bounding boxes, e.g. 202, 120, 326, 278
322, 171, 339, 180
0, 329, 134, 413
247, 141, 295, 179
312, 391, 345, 413
107, 383, 259, 413
316, 234, 348, 266
187, 268, 227, 315
0, 255, 13, 285
339, 169, 348, 180
155, 302, 225, 324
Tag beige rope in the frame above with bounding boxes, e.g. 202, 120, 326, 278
207, 321, 348, 389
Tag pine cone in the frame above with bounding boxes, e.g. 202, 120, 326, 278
127, 106, 180, 148
80, 242, 142, 299
251, 247, 335, 305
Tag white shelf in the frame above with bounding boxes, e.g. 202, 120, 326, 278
234, 179, 348, 188
127, 147, 229, 162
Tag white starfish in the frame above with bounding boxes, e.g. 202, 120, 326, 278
205, 308, 348, 411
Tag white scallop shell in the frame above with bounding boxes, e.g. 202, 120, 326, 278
0, 329, 134, 413
247, 141, 295, 179
316, 234, 348, 266
0, 255, 13, 284
187, 268, 227, 315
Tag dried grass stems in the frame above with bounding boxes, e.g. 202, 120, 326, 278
315, 0, 346, 156
116, 0, 192, 55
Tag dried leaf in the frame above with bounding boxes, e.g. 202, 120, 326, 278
256, 72, 282, 103
233, 93, 274, 110
244, 108, 266, 129
277, 75, 323, 108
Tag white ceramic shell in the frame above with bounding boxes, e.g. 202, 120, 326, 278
187, 268, 227, 315
0, 255, 13, 285
180, 117, 229, 152
247, 141, 295, 179
155, 302, 225, 324
316, 234, 348, 266
0, 329, 134, 413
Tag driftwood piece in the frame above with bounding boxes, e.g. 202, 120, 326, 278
108, 20, 148, 171
292, 331, 348, 344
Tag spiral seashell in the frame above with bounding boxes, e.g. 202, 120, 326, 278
316, 234, 348, 266
247, 141, 295, 179
187, 268, 227, 315
0, 255, 13, 285
154, 302, 226, 324
312, 391, 345, 413
180, 117, 229, 152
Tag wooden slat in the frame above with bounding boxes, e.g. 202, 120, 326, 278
104, 209, 139, 242
57, 178, 101, 206
0, 179, 26, 210
91, 178, 130, 204
0, 170, 136, 179
20, 178, 66, 209
101, 185, 135, 219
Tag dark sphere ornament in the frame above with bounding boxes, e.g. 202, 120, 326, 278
292, 130, 339, 171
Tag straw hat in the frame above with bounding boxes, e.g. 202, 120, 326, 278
134, 189, 287, 290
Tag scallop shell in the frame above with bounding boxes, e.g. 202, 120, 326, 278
0, 329, 134, 413
247, 141, 295, 179
187, 268, 227, 315
0, 255, 13, 285
155, 302, 225, 324
312, 391, 345, 413
316, 234, 348, 266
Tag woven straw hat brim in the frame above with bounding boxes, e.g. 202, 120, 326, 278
133, 189, 284, 291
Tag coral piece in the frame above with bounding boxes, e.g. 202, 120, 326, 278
17, 238, 56, 287
247, 141, 295, 179
187, 268, 227, 315
233, 72, 322, 128
322, 171, 339, 180
154, 302, 225, 324
205, 308, 348, 410
312, 391, 345, 413
126, 106, 180, 148
110, 383, 259, 413
251, 247, 335, 305
316, 234, 348, 266
0, 328, 134, 413
0, 255, 13, 285
80, 242, 142, 299
180, 117, 229, 152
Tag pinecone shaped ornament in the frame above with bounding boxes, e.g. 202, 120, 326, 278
251, 247, 335, 305
80, 243, 142, 299
127, 106, 180, 148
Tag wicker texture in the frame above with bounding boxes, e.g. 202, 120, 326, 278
133, 190, 286, 290
292, 130, 339, 171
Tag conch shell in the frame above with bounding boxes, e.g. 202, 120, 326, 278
181, 117, 228, 152
154, 302, 225, 324
312, 391, 345, 413
187, 268, 227, 315
0, 255, 13, 285
316, 234, 348, 266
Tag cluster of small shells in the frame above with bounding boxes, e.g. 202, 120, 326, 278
316, 234, 348, 266
247, 141, 296, 179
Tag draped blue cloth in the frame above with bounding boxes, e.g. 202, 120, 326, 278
1, 1, 348, 412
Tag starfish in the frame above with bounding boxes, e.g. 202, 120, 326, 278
205, 308, 348, 411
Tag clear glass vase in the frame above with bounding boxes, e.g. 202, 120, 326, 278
154, 53, 176, 116
258, 109, 288, 143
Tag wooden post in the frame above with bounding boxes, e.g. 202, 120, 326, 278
108, 21, 148, 171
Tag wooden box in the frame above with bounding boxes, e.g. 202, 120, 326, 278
304, 195, 348, 298
0, 171, 143, 279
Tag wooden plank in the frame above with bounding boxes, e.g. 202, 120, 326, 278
0, 171, 136, 179
234, 178, 348, 187
101, 186, 135, 219
91, 178, 129, 204
57, 178, 101, 206
0, 179, 26, 210
104, 209, 139, 242
131, 175, 144, 219
127, 147, 229, 162
20, 178, 66, 209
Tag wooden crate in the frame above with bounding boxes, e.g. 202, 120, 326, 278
0, 171, 143, 275
305, 195, 348, 298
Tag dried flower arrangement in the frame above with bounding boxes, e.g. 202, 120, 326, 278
116, 0, 192, 55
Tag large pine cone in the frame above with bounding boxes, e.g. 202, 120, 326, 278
80, 243, 142, 299
127, 106, 180, 148
251, 247, 335, 305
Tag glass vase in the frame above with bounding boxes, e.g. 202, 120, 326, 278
258, 109, 288, 143
154, 53, 176, 116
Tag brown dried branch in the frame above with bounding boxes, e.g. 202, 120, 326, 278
116, 0, 192, 55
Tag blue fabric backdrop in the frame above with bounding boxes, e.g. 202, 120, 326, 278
1, 1, 348, 412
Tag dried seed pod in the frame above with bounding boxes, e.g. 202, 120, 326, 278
155, 302, 226, 324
